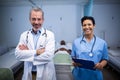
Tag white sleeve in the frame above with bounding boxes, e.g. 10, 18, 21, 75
15, 32, 36, 62
33, 31, 55, 65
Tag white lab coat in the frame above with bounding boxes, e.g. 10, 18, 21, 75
15, 28, 56, 80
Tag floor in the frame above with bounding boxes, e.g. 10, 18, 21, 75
14, 65, 120, 80
55, 65, 73, 80
102, 66, 120, 80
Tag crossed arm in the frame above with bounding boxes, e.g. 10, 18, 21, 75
19, 44, 45, 55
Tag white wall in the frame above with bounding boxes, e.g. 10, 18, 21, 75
0, 4, 83, 47
0, 6, 31, 47
0, 3, 120, 48
42, 5, 80, 43
93, 4, 120, 48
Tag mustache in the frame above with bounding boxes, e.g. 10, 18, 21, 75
33, 24, 41, 26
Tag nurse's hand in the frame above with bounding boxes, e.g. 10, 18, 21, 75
36, 48, 45, 55
72, 62, 82, 67
94, 63, 103, 70
94, 60, 107, 70
19, 44, 29, 50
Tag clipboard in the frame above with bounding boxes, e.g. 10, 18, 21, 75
72, 58, 95, 70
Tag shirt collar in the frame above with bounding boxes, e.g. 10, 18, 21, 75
31, 28, 41, 35
81, 35, 95, 43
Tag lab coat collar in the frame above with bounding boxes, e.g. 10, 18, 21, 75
35, 28, 46, 49
40, 28, 46, 35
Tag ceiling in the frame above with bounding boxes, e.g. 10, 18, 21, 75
0, 0, 120, 6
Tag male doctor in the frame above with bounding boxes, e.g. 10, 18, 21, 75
15, 7, 56, 80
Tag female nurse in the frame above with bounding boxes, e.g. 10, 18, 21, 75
71, 16, 108, 80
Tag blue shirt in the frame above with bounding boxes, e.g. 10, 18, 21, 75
31, 30, 41, 49
71, 35, 108, 80
31, 29, 41, 71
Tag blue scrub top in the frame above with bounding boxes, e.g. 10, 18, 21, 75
71, 35, 108, 80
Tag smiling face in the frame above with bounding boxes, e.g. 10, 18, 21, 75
30, 9, 44, 31
82, 19, 95, 36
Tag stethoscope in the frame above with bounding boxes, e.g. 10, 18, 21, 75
80, 35, 96, 57
26, 28, 47, 45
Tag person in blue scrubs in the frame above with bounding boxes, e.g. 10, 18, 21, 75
71, 16, 108, 80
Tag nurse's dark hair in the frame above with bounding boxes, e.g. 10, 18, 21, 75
29, 7, 44, 19
81, 16, 95, 26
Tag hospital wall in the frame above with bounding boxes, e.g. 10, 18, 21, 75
93, 4, 120, 48
0, 3, 120, 48
0, 4, 82, 47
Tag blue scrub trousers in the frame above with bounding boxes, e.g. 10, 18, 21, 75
72, 67, 103, 80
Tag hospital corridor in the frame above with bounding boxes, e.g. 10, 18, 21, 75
0, 0, 120, 80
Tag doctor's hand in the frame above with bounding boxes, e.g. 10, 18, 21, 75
19, 44, 29, 50
36, 48, 45, 55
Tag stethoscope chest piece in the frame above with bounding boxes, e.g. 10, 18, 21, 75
89, 52, 93, 57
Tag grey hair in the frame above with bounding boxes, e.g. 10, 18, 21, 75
29, 7, 44, 19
